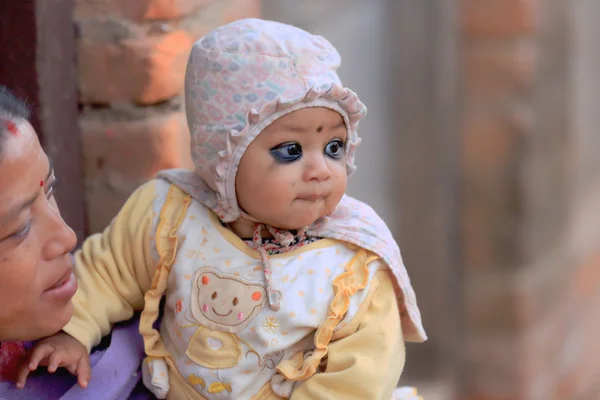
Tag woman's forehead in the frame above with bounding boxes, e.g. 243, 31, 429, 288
1, 120, 38, 155
0, 123, 48, 222
0, 123, 42, 170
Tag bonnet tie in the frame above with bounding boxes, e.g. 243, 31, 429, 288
252, 224, 307, 311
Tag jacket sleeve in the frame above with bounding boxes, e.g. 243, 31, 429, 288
62, 181, 161, 351
291, 269, 405, 400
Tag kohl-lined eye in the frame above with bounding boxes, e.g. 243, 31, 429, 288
270, 142, 302, 163
46, 178, 58, 199
325, 139, 345, 159
11, 220, 31, 240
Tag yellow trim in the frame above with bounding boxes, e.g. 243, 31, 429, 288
139, 184, 191, 358
332, 271, 381, 340
332, 257, 382, 340
208, 209, 337, 259
365, 254, 379, 265
275, 249, 372, 381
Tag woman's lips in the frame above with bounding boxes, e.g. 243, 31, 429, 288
43, 268, 78, 301
47, 268, 73, 291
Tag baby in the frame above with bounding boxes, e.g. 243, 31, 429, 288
20, 18, 426, 399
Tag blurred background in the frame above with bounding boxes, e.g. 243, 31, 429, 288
2, 0, 600, 399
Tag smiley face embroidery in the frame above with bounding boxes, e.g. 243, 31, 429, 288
190, 267, 267, 333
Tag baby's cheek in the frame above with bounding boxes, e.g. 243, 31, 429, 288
202, 304, 209, 313
237, 312, 244, 321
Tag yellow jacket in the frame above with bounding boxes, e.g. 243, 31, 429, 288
64, 180, 406, 399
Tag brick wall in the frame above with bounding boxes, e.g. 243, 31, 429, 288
460, 0, 600, 399
75, 0, 260, 232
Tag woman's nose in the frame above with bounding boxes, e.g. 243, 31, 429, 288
42, 205, 77, 261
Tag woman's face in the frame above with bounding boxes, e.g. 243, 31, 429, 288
0, 120, 77, 341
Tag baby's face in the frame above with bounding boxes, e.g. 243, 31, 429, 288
235, 107, 348, 230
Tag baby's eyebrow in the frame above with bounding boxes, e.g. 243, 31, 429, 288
280, 121, 345, 133
280, 124, 309, 133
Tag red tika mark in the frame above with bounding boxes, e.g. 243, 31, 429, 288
0, 342, 26, 382
40, 180, 44, 187
5, 121, 18, 136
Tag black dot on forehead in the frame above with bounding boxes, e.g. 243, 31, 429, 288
316, 126, 323, 133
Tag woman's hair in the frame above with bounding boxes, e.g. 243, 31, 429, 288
0, 85, 32, 155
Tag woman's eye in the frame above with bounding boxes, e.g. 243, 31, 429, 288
11, 221, 31, 240
270, 142, 303, 163
46, 178, 58, 199
325, 139, 345, 159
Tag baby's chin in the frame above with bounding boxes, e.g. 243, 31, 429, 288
269, 212, 330, 231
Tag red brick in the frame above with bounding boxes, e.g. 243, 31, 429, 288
81, 110, 193, 232
78, 30, 194, 104
146, 0, 216, 20
461, 0, 538, 37
571, 251, 600, 303
462, 105, 527, 180
75, 0, 216, 21
465, 296, 577, 400
461, 105, 528, 271
178, 0, 262, 39
467, 241, 587, 333
459, 0, 600, 398
557, 298, 600, 398
464, 333, 529, 399
531, 294, 600, 399
464, 248, 600, 399
464, 40, 536, 101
